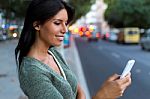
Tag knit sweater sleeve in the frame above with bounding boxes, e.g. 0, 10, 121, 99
20, 66, 63, 99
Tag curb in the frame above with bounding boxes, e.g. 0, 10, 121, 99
63, 36, 91, 99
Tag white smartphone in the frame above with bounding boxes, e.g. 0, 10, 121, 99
120, 59, 135, 79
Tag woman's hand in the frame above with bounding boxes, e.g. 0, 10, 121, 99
77, 84, 86, 99
93, 73, 131, 99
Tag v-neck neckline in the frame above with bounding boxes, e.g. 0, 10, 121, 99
48, 50, 67, 80
24, 49, 67, 81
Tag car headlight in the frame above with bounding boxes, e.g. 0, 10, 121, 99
13, 33, 17, 37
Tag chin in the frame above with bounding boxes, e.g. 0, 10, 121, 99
54, 43, 62, 47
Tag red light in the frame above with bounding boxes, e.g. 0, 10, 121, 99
96, 33, 100, 38
105, 33, 110, 38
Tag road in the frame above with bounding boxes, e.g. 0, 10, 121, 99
0, 40, 26, 99
75, 37, 150, 99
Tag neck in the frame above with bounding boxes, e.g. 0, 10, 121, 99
27, 39, 51, 61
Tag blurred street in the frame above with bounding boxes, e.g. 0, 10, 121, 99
75, 37, 150, 99
1, 0, 150, 98
0, 35, 150, 99
0, 40, 26, 99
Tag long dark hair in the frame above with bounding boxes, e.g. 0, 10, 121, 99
15, 0, 74, 70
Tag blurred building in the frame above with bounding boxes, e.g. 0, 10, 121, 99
75, 0, 109, 34
86, 0, 107, 25
0, 9, 6, 27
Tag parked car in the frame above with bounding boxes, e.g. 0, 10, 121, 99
101, 32, 109, 40
0, 34, 7, 41
87, 29, 100, 42
86, 25, 101, 42
0, 30, 7, 41
140, 33, 150, 50
108, 28, 119, 42
7, 25, 20, 39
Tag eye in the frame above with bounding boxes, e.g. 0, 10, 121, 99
54, 22, 60, 25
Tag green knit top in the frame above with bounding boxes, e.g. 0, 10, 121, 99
18, 47, 78, 99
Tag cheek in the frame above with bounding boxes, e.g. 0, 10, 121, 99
46, 24, 59, 34
41, 27, 53, 37
39, 28, 51, 41
49, 30, 60, 40
46, 29, 58, 41
40, 25, 60, 40
47, 30, 57, 38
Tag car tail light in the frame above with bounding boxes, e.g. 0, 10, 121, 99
96, 33, 100, 38
106, 33, 110, 38
79, 31, 83, 36
85, 31, 90, 36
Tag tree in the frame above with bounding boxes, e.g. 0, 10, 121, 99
0, 0, 30, 25
68, 0, 95, 24
0, 0, 95, 24
104, 0, 150, 28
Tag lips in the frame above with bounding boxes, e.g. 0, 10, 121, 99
56, 35, 64, 41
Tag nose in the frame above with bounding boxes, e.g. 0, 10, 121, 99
61, 24, 68, 34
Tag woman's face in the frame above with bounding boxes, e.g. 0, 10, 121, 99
37, 9, 68, 47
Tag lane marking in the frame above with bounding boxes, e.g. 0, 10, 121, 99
111, 52, 120, 58
135, 69, 141, 73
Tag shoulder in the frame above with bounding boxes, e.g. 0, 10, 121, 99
19, 57, 50, 79
18, 58, 64, 99
18, 57, 53, 86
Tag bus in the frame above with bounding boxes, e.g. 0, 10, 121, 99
117, 27, 140, 44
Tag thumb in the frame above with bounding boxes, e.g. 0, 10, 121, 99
108, 74, 120, 81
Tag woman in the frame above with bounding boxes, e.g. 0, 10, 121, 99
15, 0, 131, 99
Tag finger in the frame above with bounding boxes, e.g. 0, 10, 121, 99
123, 79, 131, 88
108, 74, 120, 81
122, 72, 131, 78
116, 90, 124, 98
125, 72, 131, 78
119, 75, 131, 85
120, 91, 124, 97
120, 78, 131, 91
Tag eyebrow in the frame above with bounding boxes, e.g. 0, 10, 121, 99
52, 19, 68, 22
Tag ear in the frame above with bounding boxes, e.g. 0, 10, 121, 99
33, 21, 40, 31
